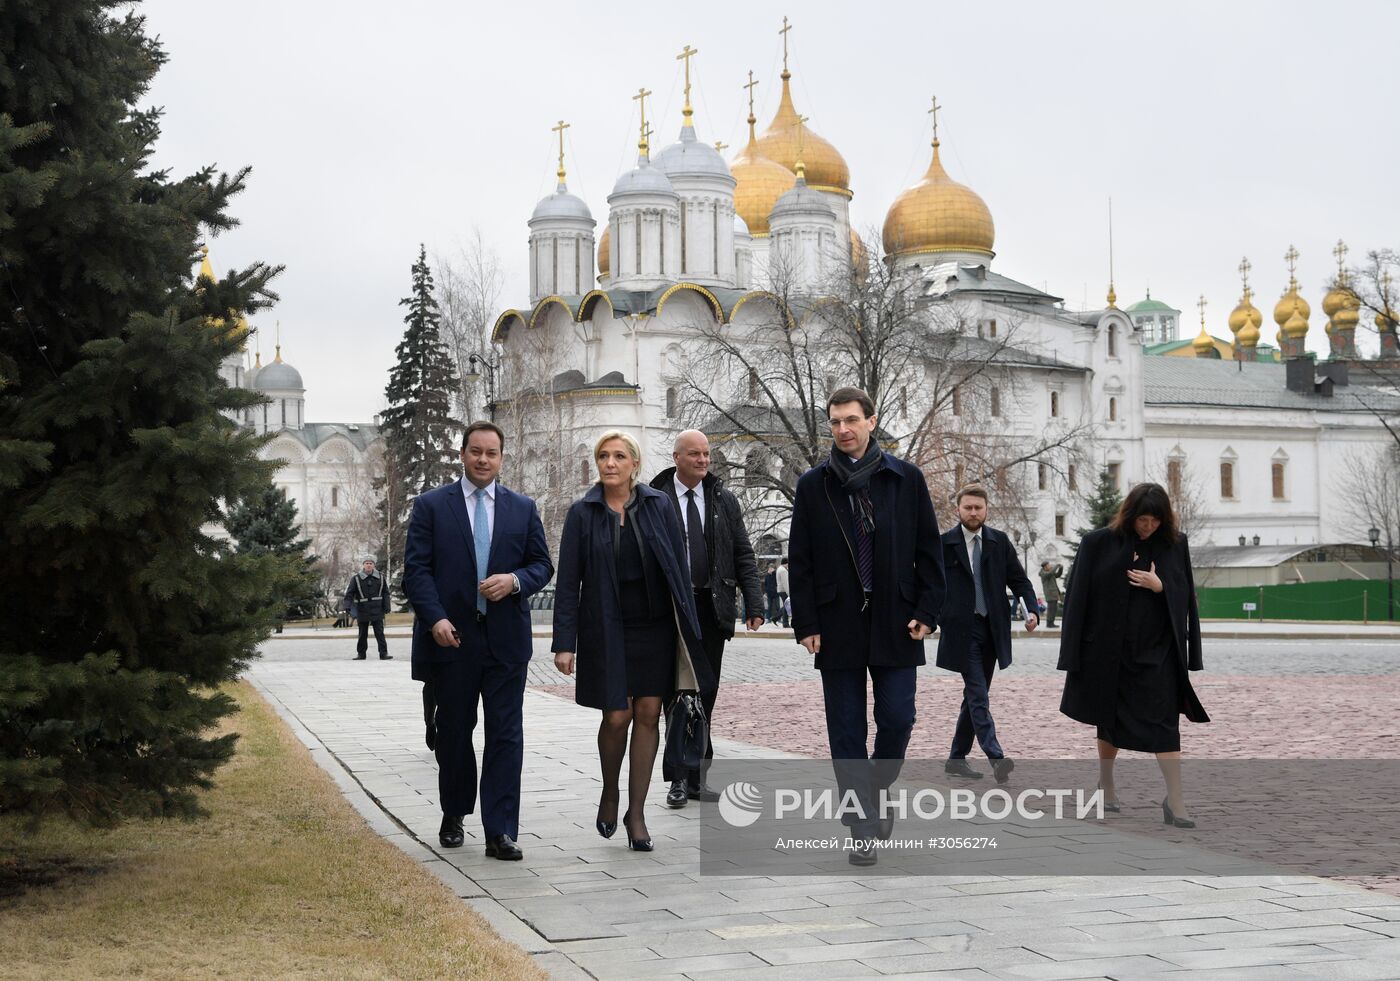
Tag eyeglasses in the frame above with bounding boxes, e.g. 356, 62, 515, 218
827, 415, 869, 429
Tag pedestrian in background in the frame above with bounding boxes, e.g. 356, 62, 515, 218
345, 557, 391, 660
1040, 560, 1064, 628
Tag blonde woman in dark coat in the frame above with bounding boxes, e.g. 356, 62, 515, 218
1058, 483, 1208, 827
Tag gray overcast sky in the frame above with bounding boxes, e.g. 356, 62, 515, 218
140, 0, 1399, 422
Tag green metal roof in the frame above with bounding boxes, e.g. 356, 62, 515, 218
1127, 295, 1177, 314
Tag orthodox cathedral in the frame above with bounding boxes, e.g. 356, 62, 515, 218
487, 25, 1399, 567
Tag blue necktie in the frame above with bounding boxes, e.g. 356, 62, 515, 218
473, 488, 490, 614
972, 534, 987, 616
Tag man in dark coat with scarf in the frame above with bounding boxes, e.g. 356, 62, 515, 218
649, 429, 765, 807
788, 387, 946, 865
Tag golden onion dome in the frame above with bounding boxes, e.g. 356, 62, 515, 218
1192, 326, 1216, 354
729, 119, 796, 237
1227, 301, 1249, 336
882, 139, 995, 258
1273, 287, 1310, 328
598, 226, 610, 279
1237, 318, 1261, 348
1284, 307, 1309, 339
1322, 284, 1348, 320
755, 70, 850, 197
1378, 308, 1398, 331
1333, 294, 1361, 331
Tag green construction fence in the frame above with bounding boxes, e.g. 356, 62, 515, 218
1197, 579, 1400, 622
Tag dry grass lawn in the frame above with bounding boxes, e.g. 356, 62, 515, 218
0, 680, 546, 980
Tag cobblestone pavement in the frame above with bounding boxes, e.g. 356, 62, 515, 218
250, 637, 1400, 980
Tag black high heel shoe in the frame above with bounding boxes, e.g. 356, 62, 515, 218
596, 794, 618, 839
1161, 798, 1196, 829
622, 809, 653, 851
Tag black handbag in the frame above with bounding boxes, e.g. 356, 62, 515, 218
664, 692, 709, 773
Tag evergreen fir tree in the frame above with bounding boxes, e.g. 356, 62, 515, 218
378, 246, 461, 601
226, 484, 322, 619
1070, 466, 1125, 556
0, 3, 294, 823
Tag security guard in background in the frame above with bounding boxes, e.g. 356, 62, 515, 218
345, 557, 392, 660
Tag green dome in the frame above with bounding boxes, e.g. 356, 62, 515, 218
1127, 292, 1177, 314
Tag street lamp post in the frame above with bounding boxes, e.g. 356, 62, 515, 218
1371, 526, 1393, 621
464, 351, 501, 421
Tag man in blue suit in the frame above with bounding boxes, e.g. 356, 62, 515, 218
403, 420, 554, 860
936, 485, 1039, 784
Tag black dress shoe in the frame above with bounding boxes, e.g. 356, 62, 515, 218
353, 654, 367, 660
991, 757, 1015, 785
877, 814, 896, 841
666, 780, 689, 809
485, 834, 524, 860
687, 783, 721, 803
944, 759, 984, 779
379, 654, 393, 660
438, 814, 464, 849
849, 837, 878, 866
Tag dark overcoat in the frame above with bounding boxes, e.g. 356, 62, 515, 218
935, 524, 1039, 672
788, 452, 946, 670
648, 467, 765, 636
551, 483, 714, 710
402, 479, 554, 681
344, 571, 390, 622
1056, 526, 1208, 725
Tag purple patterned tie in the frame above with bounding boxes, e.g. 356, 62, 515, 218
853, 495, 875, 592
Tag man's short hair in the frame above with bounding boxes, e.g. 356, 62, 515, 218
955, 483, 989, 504
826, 386, 875, 418
462, 420, 505, 452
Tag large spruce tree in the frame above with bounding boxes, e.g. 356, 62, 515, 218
378, 246, 460, 596
0, 2, 292, 823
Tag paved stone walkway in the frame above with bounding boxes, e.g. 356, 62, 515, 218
249, 642, 1400, 980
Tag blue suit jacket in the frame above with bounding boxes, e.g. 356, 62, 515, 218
403, 478, 554, 676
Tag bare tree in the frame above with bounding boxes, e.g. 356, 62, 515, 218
1146, 451, 1226, 586
1336, 444, 1400, 558
676, 229, 1096, 537
436, 229, 506, 422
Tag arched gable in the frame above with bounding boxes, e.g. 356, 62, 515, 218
657, 282, 723, 322
529, 294, 577, 329
577, 289, 614, 323
492, 309, 527, 343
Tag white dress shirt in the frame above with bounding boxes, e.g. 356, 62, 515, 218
464, 478, 497, 539
960, 523, 983, 568
464, 478, 519, 593
674, 475, 705, 537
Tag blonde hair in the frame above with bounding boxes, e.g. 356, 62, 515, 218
594, 430, 642, 487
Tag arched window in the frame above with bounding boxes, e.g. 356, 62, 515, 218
1068, 463, 1078, 491
1050, 391, 1060, 417
990, 386, 1001, 417
1220, 461, 1235, 499
1108, 397, 1118, 422
951, 387, 961, 417
1107, 461, 1122, 491
666, 386, 678, 418
331, 486, 340, 508
1166, 458, 1183, 498
1038, 462, 1048, 491
1108, 324, 1118, 357
1272, 461, 1286, 499
580, 457, 591, 486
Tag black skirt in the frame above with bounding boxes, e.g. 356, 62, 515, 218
623, 616, 677, 698
1097, 538, 1181, 753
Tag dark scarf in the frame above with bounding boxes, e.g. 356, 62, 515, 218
828, 440, 884, 535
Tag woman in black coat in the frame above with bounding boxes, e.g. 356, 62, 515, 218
1058, 482, 1208, 827
552, 430, 712, 852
